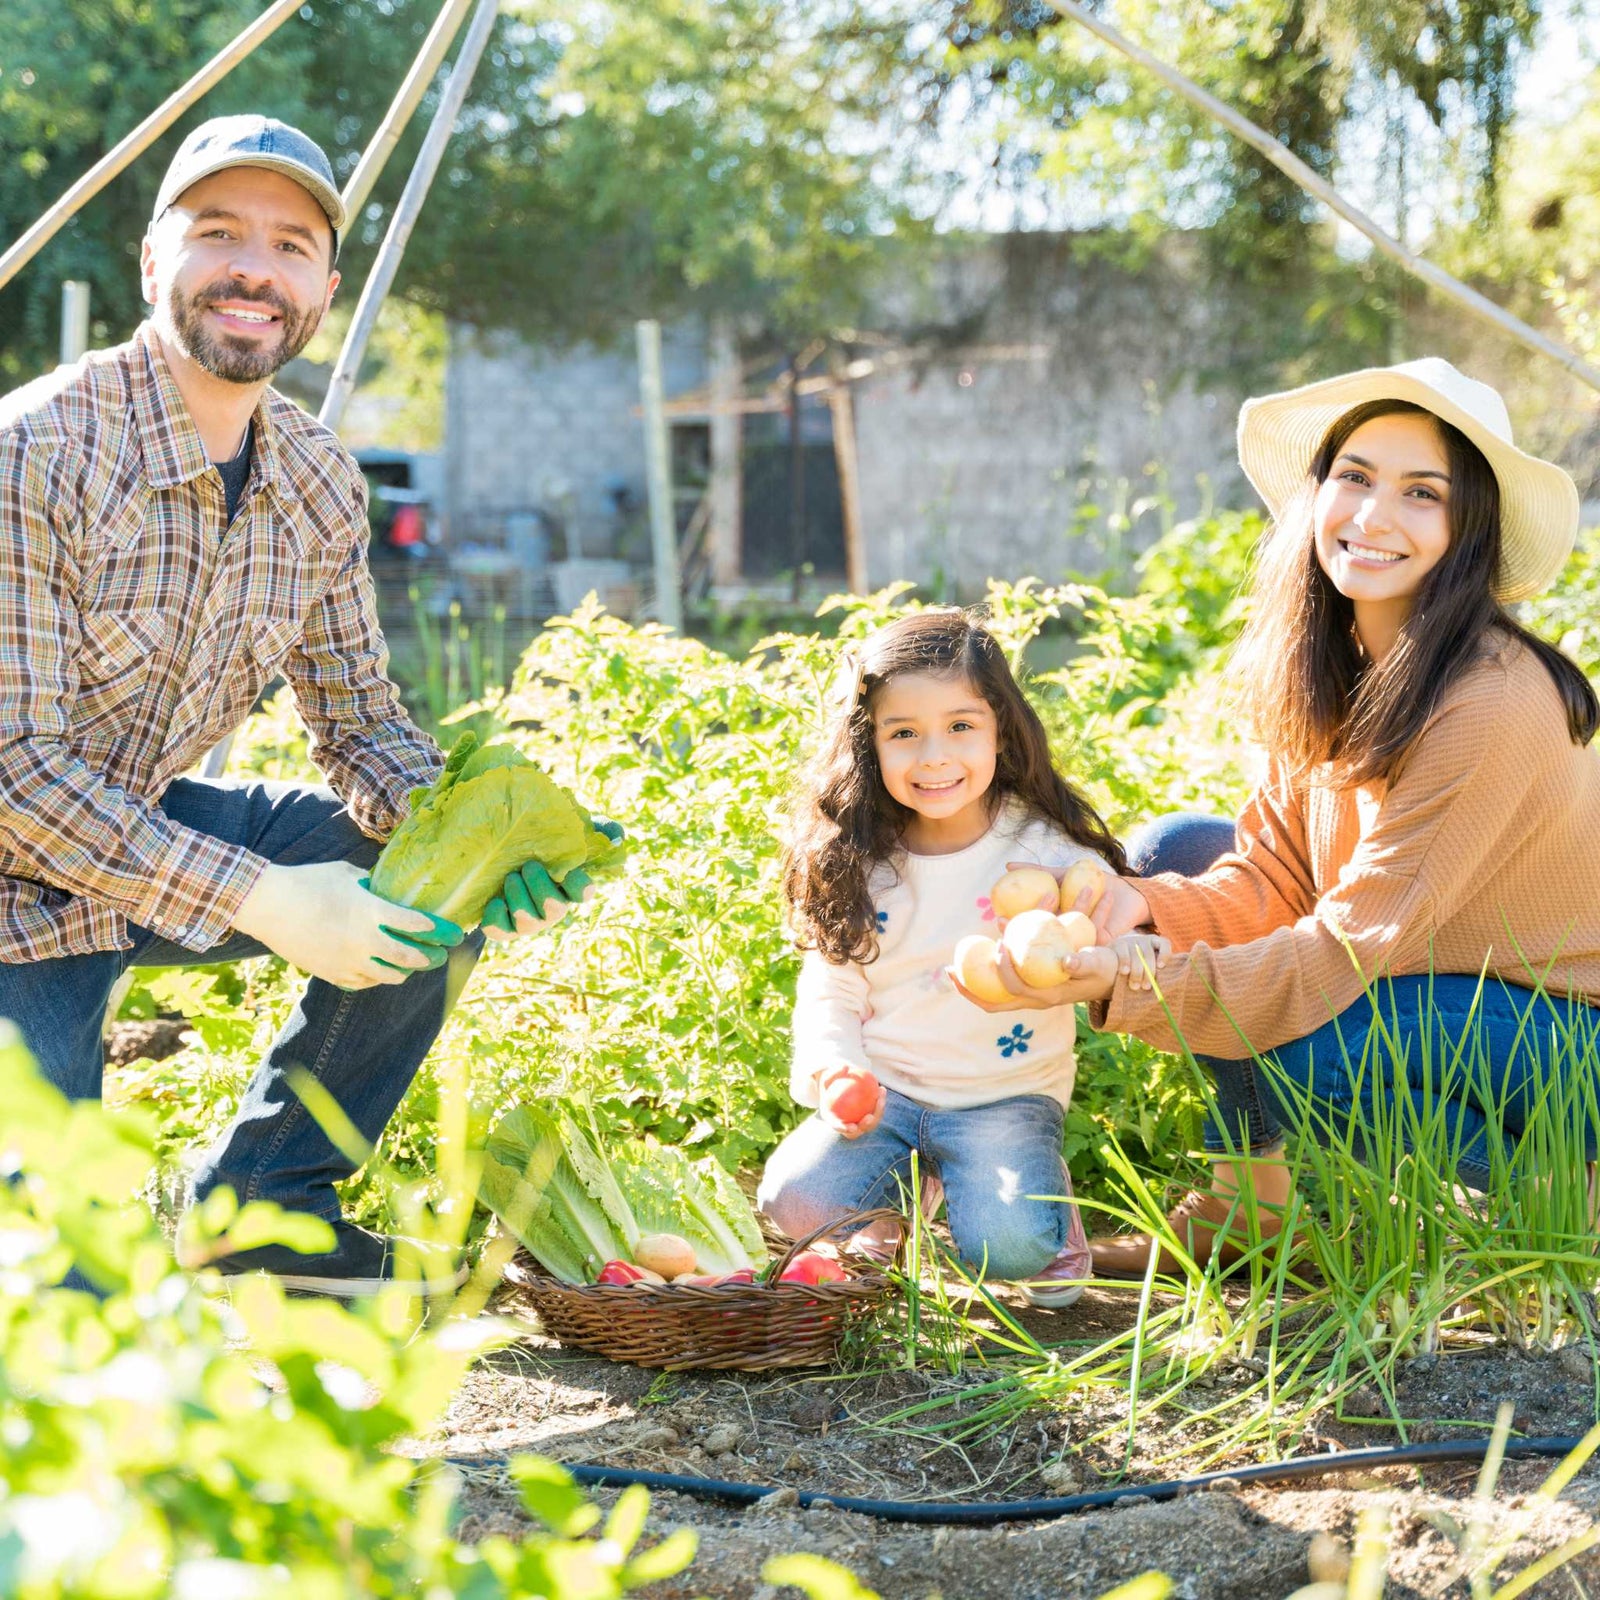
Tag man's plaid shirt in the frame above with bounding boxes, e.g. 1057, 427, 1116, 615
0, 323, 444, 960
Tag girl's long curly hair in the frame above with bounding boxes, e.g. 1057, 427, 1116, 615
783, 608, 1127, 965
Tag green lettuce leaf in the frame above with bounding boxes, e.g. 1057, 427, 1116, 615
478, 1106, 639, 1283
611, 1143, 767, 1276
370, 732, 625, 927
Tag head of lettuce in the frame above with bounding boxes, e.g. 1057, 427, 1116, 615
368, 733, 626, 931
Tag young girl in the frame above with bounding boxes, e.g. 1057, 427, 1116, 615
955, 358, 1600, 1277
756, 609, 1167, 1306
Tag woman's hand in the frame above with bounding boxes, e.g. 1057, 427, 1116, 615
948, 941, 1118, 1011
1088, 875, 1154, 943
1003, 859, 1152, 941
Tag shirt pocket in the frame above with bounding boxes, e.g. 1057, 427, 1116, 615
74, 610, 164, 735
250, 618, 300, 681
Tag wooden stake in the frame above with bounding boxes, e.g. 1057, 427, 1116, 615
0, 0, 305, 292
1042, 0, 1600, 395
828, 349, 867, 595
637, 319, 684, 631
707, 314, 743, 586
318, 0, 500, 434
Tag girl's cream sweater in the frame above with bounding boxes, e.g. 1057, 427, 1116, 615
792, 800, 1108, 1110
1098, 633, 1600, 1057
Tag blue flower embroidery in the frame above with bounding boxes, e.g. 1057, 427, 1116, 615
998, 1023, 1033, 1058
875, 909, 889, 931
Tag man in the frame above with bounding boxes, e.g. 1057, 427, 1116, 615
0, 116, 582, 1296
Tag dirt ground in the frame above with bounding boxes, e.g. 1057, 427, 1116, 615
426, 1271, 1600, 1599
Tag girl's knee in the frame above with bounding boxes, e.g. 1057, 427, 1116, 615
951, 1208, 1061, 1281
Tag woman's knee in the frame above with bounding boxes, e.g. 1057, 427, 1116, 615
1127, 812, 1235, 879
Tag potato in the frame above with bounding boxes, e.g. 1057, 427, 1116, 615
1002, 909, 1095, 988
1058, 859, 1109, 915
634, 1232, 698, 1280
989, 866, 1060, 920
953, 934, 1012, 1004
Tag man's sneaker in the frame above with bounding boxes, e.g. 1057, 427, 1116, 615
209, 1220, 468, 1299
1018, 1187, 1091, 1310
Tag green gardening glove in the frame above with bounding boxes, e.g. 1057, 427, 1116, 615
481, 818, 625, 942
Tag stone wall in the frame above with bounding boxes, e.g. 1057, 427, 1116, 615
846, 233, 1252, 591
442, 232, 1600, 595
444, 320, 707, 558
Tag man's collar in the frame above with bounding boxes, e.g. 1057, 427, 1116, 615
130, 322, 280, 494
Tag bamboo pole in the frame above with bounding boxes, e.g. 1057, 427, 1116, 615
318, 0, 500, 433
339, 0, 476, 225
0, 0, 305, 293
1041, 0, 1600, 396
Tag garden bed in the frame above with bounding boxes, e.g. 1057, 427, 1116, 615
425, 1278, 1600, 1598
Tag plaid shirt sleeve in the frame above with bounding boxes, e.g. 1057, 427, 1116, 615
0, 434, 267, 947
283, 471, 443, 840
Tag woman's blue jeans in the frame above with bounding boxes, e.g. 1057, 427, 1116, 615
1130, 812, 1600, 1190
0, 777, 481, 1225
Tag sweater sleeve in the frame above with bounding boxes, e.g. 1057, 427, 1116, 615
1099, 655, 1550, 1057
1137, 759, 1318, 952
790, 947, 872, 1107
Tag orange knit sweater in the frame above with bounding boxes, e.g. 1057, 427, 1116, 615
1097, 633, 1600, 1058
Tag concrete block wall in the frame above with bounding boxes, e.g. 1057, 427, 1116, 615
444, 320, 708, 558
849, 234, 1251, 593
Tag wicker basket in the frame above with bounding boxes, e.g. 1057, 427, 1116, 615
507, 1209, 900, 1371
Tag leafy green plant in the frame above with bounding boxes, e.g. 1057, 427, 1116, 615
0, 1024, 702, 1600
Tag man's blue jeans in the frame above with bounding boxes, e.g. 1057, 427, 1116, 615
1131, 812, 1600, 1189
757, 1087, 1075, 1280
0, 777, 480, 1224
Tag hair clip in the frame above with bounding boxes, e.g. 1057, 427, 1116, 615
826, 647, 867, 712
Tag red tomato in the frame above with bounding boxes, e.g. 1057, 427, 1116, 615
595, 1259, 661, 1286
820, 1065, 880, 1126
779, 1251, 851, 1286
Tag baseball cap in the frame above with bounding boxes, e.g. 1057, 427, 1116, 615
152, 114, 346, 259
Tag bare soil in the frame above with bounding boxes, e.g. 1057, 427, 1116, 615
429, 1273, 1600, 1599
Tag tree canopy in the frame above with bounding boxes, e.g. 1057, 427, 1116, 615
0, 0, 1562, 385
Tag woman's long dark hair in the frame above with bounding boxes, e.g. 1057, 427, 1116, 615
1233, 398, 1598, 783
783, 609, 1127, 965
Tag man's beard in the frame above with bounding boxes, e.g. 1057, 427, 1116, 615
166, 276, 321, 384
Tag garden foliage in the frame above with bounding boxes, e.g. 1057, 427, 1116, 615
122, 513, 1263, 1225
0, 1025, 698, 1599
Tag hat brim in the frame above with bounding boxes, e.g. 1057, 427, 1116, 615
1236, 367, 1578, 602
156, 155, 347, 239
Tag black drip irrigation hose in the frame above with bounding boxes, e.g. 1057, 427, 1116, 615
441, 1436, 1587, 1526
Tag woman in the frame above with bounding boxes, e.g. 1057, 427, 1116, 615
955, 357, 1600, 1276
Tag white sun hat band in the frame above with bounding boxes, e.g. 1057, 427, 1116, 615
1235, 357, 1579, 602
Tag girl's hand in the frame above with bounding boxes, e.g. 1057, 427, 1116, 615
948, 941, 1118, 1011
1108, 932, 1170, 993
817, 1074, 888, 1141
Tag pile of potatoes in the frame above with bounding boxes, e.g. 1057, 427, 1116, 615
954, 862, 1107, 1001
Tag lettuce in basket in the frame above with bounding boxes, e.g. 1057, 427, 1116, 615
478, 1106, 639, 1284
369, 732, 624, 928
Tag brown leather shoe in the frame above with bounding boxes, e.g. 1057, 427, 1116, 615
1089, 1188, 1292, 1279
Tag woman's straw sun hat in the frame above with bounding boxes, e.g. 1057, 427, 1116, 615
1236, 356, 1579, 602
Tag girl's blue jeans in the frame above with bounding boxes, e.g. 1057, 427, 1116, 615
1133, 812, 1600, 1190
757, 1087, 1077, 1280
0, 776, 481, 1225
